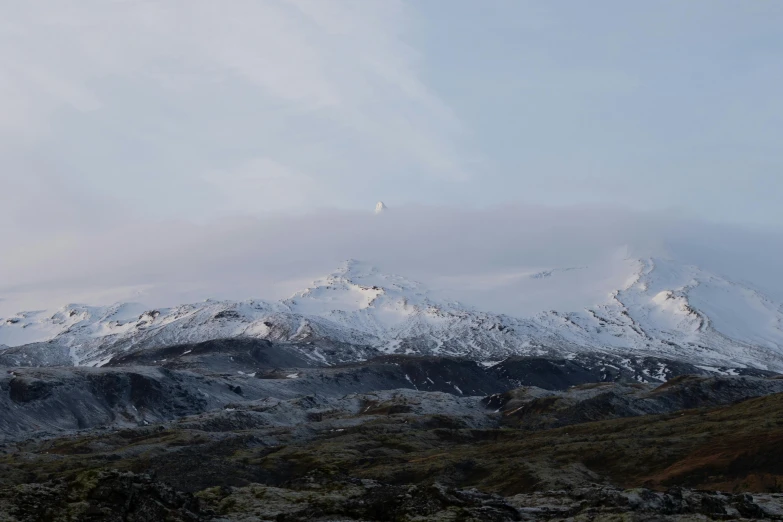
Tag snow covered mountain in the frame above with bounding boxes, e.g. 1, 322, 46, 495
2, 258, 783, 371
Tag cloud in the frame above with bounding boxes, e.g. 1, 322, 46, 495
0, 0, 468, 233
2, 204, 782, 318
3, 2, 782, 318
202, 157, 323, 214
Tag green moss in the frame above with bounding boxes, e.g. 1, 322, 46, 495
69, 470, 101, 499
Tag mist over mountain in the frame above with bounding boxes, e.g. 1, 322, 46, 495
3, 231, 783, 373
3, 204, 783, 321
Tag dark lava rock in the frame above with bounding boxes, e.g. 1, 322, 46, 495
8, 377, 55, 403
106, 338, 316, 371
0, 470, 202, 522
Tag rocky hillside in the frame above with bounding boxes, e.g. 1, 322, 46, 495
2, 373, 783, 520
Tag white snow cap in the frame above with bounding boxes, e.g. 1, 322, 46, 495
374, 201, 388, 214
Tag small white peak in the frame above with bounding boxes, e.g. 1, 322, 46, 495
374, 201, 388, 214
336, 259, 376, 279
339, 259, 361, 271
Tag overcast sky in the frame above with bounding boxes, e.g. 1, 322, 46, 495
1, 1, 782, 314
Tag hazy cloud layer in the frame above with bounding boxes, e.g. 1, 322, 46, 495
4, 1, 782, 232
2, 2, 782, 317
1, 0, 467, 235
3, 205, 782, 318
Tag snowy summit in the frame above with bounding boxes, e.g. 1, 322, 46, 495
374, 201, 388, 214
3, 257, 783, 372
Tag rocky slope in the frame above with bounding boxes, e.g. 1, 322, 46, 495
3, 376, 783, 520
0, 339, 779, 442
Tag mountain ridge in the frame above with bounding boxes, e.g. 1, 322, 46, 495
2, 257, 783, 371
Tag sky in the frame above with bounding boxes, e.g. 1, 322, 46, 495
1, 1, 782, 315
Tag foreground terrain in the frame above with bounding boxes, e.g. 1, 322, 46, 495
1, 345, 783, 520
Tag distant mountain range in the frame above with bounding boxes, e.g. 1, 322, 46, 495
2, 256, 783, 372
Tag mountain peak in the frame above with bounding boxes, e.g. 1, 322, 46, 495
335, 259, 376, 279
4, 256, 783, 371
374, 201, 388, 214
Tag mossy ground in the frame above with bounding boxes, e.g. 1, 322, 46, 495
2, 392, 783, 520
